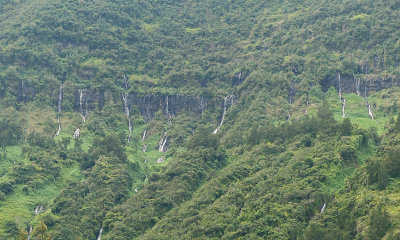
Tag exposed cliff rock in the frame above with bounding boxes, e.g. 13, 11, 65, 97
74, 88, 107, 114
321, 72, 399, 97
126, 93, 207, 120
232, 70, 250, 85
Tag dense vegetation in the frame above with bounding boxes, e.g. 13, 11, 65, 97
1, 0, 400, 239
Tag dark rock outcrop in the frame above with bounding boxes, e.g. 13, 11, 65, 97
321, 72, 400, 97
126, 93, 207, 120
74, 88, 106, 113
232, 70, 250, 85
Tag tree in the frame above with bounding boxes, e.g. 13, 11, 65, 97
0, 112, 23, 158
32, 221, 52, 240
340, 118, 352, 136
365, 204, 391, 240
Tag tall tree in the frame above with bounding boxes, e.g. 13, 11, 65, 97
0, 110, 23, 157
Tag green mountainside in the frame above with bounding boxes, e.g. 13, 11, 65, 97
1, 0, 400, 239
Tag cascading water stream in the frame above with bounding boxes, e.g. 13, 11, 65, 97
122, 93, 132, 142
213, 95, 234, 134
158, 132, 168, 152
97, 227, 103, 240
355, 77, 361, 96
79, 89, 87, 122
142, 129, 147, 141
160, 137, 168, 152
55, 85, 63, 136
27, 226, 32, 240
368, 103, 374, 119
320, 203, 326, 213
122, 75, 132, 142
74, 128, 80, 139
342, 98, 346, 118
166, 96, 172, 124
337, 72, 342, 99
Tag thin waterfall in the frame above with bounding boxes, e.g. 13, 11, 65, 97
97, 228, 103, 240
55, 85, 63, 136
142, 129, 147, 141
158, 132, 168, 152
166, 96, 171, 124
34, 205, 43, 215
142, 144, 147, 152
27, 226, 32, 240
368, 103, 374, 119
342, 98, 346, 118
355, 77, 361, 96
337, 72, 342, 99
122, 75, 132, 142
160, 137, 168, 152
79, 89, 87, 122
213, 95, 234, 134
122, 93, 132, 142
74, 128, 80, 139
320, 203, 326, 213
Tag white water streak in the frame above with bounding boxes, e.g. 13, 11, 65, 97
97, 228, 103, 240
321, 203, 326, 213
55, 85, 63, 136
79, 89, 87, 122
368, 103, 374, 119
342, 98, 346, 118
142, 129, 147, 142
213, 95, 234, 134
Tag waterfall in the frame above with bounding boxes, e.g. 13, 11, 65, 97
166, 96, 171, 124
55, 117, 61, 137
342, 98, 346, 118
122, 75, 132, 142
160, 137, 168, 152
337, 72, 342, 99
158, 132, 168, 152
96, 228, 103, 240
79, 89, 87, 122
55, 85, 63, 136
142, 144, 147, 152
355, 77, 361, 96
320, 203, 326, 213
27, 226, 33, 240
73, 128, 80, 139
200, 97, 205, 115
135, 188, 138, 193
142, 129, 146, 141
213, 95, 235, 134
368, 103, 374, 119
34, 205, 43, 215
122, 93, 132, 142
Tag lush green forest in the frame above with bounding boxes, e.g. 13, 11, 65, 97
1, 0, 400, 239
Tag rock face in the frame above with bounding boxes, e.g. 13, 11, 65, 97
126, 93, 207, 121
74, 88, 106, 114
232, 70, 250, 85
321, 72, 400, 97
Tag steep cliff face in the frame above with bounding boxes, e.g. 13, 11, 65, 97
126, 93, 207, 120
74, 88, 113, 114
321, 72, 399, 97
